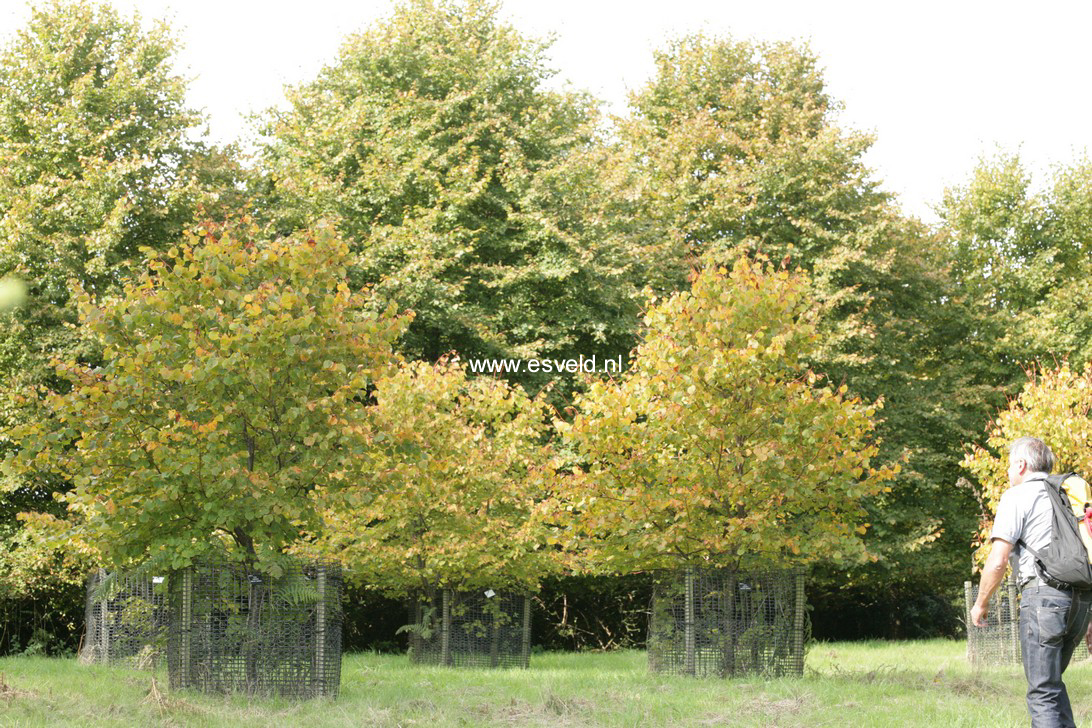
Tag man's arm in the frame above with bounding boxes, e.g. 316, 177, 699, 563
970, 538, 1013, 628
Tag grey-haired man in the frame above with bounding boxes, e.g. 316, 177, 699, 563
972, 436, 1092, 728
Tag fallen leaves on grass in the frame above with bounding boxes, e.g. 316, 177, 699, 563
946, 676, 1007, 699
699, 694, 811, 726
0, 672, 34, 704
543, 691, 595, 717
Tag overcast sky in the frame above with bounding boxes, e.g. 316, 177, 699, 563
2, 0, 1090, 223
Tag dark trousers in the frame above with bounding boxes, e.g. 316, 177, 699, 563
1019, 580, 1092, 728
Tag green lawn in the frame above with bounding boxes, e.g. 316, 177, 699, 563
1, 640, 1090, 727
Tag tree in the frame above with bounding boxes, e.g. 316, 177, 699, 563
552, 257, 896, 574
0, 0, 245, 613
939, 152, 1092, 369
619, 32, 888, 290
1027, 158, 1092, 367
314, 358, 557, 596
941, 152, 1052, 314
255, 0, 641, 400
924, 153, 1092, 587
615, 31, 990, 633
2, 221, 408, 572
0, 0, 242, 397
800, 218, 1012, 637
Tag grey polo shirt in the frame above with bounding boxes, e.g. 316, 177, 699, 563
991, 472, 1053, 584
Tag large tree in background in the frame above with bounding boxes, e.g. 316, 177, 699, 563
1031, 159, 1092, 367
0, 0, 242, 398
620, 33, 888, 290
0, 0, 243, 647
801, 217, 1012, 636
940, 152, 1092, 370
256, 0, 641, 400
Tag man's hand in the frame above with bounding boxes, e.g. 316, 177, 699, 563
971, 537, 1013, 629
970, 602, 989, 628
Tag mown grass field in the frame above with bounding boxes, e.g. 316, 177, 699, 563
2, 640, 1090, 727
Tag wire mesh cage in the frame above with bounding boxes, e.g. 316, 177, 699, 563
964, 574, 1092, 667
167, 557, 343, 698
405, 588, 531, 669
79, 568, 169, 669
648, 566, 809, 678
964, 576, 1021, 666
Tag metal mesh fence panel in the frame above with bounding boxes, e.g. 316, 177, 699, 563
964, 576, 1021, 666
964, 575, 1092, 666
167, 557, 342, 698
648, 567, 808, 678
79, 568, 169, 669
406, 588, 531, 669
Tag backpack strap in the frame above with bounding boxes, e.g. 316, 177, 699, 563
1047, 472, 1077, 489
1008, 475, 1059, 561
1015, 477, 1057, 577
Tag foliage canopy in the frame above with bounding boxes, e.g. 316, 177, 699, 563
3, 221, 408, 573
257, 0, 640, 398
315, 358, 557, 595
553, 257, 897, 573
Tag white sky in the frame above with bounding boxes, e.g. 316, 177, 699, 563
2, 0, 1091, 224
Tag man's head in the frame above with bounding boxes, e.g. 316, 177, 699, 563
1008, 436, 1054, 486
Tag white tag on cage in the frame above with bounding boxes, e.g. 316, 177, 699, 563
484, 589, 496, 598
152, 576, 164, 584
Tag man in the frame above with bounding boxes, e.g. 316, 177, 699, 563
972, 436, 1092, 728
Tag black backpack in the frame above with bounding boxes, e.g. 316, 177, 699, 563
1019, 473, 1092, 591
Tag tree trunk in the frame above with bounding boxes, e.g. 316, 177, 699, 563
244, 566, 265, 693
521, 595, 532, 669
684, 567, 696, 676
315, 564, 327, 697
441, 588, 452, 667
792, 571, 806, 676
99, 569, 110, 665
722, 572, 737, 677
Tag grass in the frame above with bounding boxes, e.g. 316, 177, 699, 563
2, 640, 1092, 727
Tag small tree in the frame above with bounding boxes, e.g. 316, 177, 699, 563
319, 357, 555, 591
551, 256, 895, 674
554, 256, 897, 573
3, 220, 408, 572
313, 357, 556, 664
